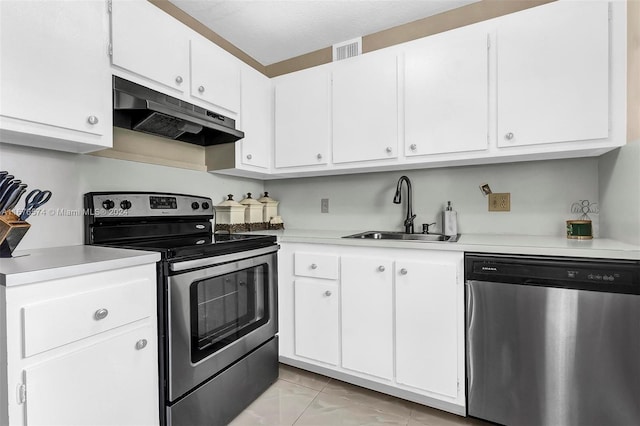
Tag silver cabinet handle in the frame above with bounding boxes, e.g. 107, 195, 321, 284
310, 263, 318, 270
198, 85, 205, 93
386, 147, 392, 153
175, 76, 183, 84
135, 339, 148, 350
410, 144, 417, 151
400, 268, 408, 275
378, 265, 385, 272
94, 308, 109, 320
317, 153, 323, 160
87, 116, 99, 125
246, 154, 252, 160
324, 290, 332, 297
505, 132, 514, 140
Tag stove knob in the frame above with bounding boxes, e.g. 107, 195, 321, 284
191, 202, 200, 210
202, 202, 210, 210
120, 200, 132, 210
102, 199, 115, 210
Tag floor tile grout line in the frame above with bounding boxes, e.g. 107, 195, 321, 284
291, 388, 323, 426
278, 375, 331, 393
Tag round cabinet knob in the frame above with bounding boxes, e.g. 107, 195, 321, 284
102, 199, 115, 210
94, 308, 109, 320
378, 265, 386, 272
310, 263, 318, 270
198, 85, 205, 93
120, 200, 132, 210
386, 147, 393, 153
317, 153, 323, 160
87, 115, 99, 125
505, 132, 514, 140
135, 339, 148, 350
400, 268, 408, 275
410, 144, 417, 151
175, 76, 183, 84
246, 154, 252, 160
191, 202, 200, 210
201, 202, 210, 210
324, 290, 332, 297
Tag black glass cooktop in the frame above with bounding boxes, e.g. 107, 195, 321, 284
106, 233, 277, 261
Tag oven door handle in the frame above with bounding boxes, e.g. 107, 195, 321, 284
169, 245, 279, 272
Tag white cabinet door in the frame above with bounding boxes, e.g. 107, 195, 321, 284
294, 279, 339, 365
496, 1, 609, 148
404, 27, 489, 156
23, 323, 158, 426
0, 0, 111, 152
274, 66, 330, 168
332, 52, 398, 164
341, 255, 393, 380
395, 260, 458, 398
190, 36, 241, 114
111, 0, 189, 94
239, 65, 271, 169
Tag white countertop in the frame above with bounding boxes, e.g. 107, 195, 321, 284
0, 245, 161, 287
243, 229, 640, 260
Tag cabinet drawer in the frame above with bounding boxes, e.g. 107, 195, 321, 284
294, 252, 338, 280
23, 278, 153, 357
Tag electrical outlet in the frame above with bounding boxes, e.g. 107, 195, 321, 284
321, 198, 329, 213
489, 193, 510, 212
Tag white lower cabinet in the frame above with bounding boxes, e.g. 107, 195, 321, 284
23, 323, 157, 426
395, 260, 458, 397
294, 279, 339, 365
341, 256, 393, 380
2, 264, 159, 426
279, 243, 465, 413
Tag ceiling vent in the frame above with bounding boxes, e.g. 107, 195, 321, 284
333, 37, 362, 61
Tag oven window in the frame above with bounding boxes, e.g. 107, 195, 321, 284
190, 263, 269, 363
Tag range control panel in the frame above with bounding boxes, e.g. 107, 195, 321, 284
88, 193, 213, 218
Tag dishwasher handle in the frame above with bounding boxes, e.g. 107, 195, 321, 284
465, 281, 476, 394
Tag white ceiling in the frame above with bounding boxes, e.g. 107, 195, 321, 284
169, 0, 479, 65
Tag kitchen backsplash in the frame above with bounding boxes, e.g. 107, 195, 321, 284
3, 140, 637, 249
265, 157, 601, 238
0, 143, 264, 250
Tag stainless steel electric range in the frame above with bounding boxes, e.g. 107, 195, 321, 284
84, 192, 279, 426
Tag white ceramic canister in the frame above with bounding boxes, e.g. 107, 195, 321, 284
257, 192, 279, 223
239, 193, 264, 224
214, 194, 246, 224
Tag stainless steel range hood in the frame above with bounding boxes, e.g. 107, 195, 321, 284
113, 76, 244, 146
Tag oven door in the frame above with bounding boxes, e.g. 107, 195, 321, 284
167, 245, 278, 402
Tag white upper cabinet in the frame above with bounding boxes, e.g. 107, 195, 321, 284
332, 51, 399, 164
239, 65, 271, 169
496, 1, 610, 148
404, 26, 489, 156
111, 0, 189, 95
0, 0, 111, 153
190, 35, 241, 114
274, 66, 331, 168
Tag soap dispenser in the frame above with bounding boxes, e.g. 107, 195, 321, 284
443, 201, 458, 237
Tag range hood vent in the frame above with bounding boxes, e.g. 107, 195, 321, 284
113, 76, 244, 146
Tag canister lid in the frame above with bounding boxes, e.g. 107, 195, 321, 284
216, 194, 245, 208
258, 191, 278, 205
239, 192, 262, 206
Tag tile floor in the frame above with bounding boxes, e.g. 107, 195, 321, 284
229, 364, 491, 426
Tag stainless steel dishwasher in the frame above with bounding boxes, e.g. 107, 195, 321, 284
465, 253, 640, 426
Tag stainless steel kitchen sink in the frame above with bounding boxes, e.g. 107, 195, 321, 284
342, 231, 459, 242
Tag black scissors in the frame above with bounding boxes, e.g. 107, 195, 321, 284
19, 189, 52, 221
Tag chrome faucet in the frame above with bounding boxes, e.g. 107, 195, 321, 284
393, 175, 416, 234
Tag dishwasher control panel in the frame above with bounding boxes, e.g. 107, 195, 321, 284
466, 254, 640, 294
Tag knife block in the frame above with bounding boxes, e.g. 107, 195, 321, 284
0, 211, 30, 258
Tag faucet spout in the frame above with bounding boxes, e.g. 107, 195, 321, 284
393, 176, 415, 234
